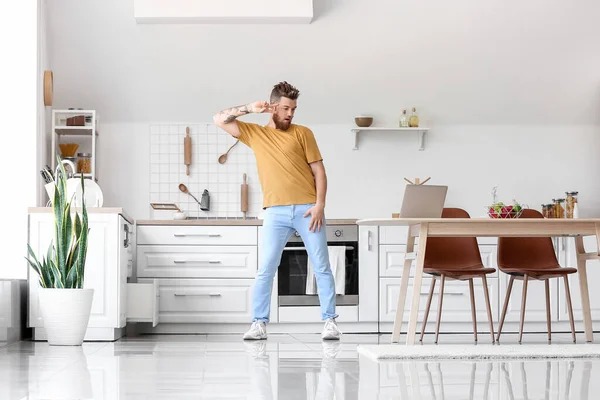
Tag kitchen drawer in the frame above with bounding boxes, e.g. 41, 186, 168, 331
137, 245, 258, 278
379, 226, 409, 245
138, 278, 253, 323
379, 244, 498, 278
136, 225, 258, 246
379, 277, 499, 323
127, 281, 159, 327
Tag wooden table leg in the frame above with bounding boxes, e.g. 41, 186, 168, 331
406, 223, 429, 345
575, 235, 594, 342
391, 225, 416, 343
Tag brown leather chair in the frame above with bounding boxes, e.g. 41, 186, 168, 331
420, 208, 497, 343
496, 208, 578, 343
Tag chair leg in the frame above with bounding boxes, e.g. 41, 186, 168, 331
420, 277, 436, 342
481, 275, 495, 343
469, 278, 478, 342
519, 274, 529, 344
545, 279, 552, 342
435, 274, 446, 344
497, 275, 515, 342
563, 274, 577, 343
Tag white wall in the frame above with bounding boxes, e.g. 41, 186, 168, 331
96, 122, 600, 220
0, 2, 41, 279
45, 0, 600, 125
44, 0, 600, 221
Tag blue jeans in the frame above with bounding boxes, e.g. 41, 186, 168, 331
253, 204, 338, 323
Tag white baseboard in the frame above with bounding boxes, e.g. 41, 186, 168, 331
33, 327, 125, 342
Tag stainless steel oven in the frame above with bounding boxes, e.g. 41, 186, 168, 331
277, 224, 359, 306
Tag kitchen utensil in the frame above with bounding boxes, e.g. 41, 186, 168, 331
40, 169, 53, 184
241, 173, 248, 219
173, 211, 187, 220
218, 140, 239, 164
43, 70, 53, 106
150, 202, 180, 220
184, 127, 192, 175
74, 179, 104, 207
59, 143, 79, 157
178, 183, 201, 206
55, 159, 76, 180
150, 202, 180, 211
200, 189, 210, 211
354, 116, 373, 127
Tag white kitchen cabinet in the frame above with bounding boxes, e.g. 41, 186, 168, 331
358, 225, 379, 322
138, 278, 254, 324
496, 265, 560, 325
28, 209, 133, 341
379, 244, 498, 278
137, 245, 258, 278
137, 225, 257, 246
134, 223, 262, 327
558, 236, 600, 323
379, 277, 499, 325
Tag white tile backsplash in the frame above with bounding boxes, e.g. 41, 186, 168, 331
149, 123, 263, 219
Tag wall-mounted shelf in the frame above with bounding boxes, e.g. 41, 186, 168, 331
350, 127, 429, 151
55, 126, 98, 136
51, 110, 98, 182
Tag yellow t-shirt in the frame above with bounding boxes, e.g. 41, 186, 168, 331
236, 120, 322, 208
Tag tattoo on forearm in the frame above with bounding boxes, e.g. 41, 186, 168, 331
217, 104, 250, 124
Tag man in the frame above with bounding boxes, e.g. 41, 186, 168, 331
213, 81, 341, 341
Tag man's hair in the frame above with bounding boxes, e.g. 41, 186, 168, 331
270, 81, 300, 103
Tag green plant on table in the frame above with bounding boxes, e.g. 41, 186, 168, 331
26, 155, 89, 288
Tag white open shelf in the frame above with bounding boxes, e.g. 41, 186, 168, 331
350, 127, 429, 150
55, 126, 98, 136
51, 109, 98, 182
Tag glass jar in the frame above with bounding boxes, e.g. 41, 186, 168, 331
566, 192, 578, 219
546, 203, 555, 219
77, 153, 92, 174
553, 198, 566, 219
541, 204, 548, 218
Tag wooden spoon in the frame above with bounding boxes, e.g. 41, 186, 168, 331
218, 140, 239, 164
178, 183, 201, 205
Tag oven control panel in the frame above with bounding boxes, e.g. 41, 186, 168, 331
288, 225, 358, 242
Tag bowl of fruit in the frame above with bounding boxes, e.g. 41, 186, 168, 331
486, 201, 525, 219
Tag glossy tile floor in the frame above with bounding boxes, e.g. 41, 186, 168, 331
1, 333, 599, 399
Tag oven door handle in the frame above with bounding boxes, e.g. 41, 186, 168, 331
282, 246, 354, 251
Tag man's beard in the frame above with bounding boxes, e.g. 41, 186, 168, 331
273, 114, 291, 131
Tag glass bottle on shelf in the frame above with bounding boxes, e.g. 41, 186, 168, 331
546, 203, 555, 219
409, 107, 419, 127
399, 109, 409, 127
566, 191, 578, 218
553, 198, 566, 218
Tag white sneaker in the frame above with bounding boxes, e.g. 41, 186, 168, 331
243, 321, 267, 340
321, 318, 342, 340
244, 340, 268, 358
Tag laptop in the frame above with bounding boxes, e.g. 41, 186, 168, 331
399, 184, 448, 218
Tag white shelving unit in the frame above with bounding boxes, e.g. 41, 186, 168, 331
350, 127, 429, 151
51, 109, 98, 182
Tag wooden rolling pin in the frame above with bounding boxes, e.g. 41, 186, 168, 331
241, 173, 248, 219
184, 127, 192, 175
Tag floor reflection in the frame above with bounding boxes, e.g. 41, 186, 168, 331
361, 356, 595, 400
1, 334, 599, 399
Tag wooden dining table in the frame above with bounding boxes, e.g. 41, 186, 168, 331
356, 217, 600, 345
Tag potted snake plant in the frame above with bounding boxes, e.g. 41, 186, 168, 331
26, 156, 93, 346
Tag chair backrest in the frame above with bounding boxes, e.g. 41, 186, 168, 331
424, 208, 484, 270
497, 208, 560, 271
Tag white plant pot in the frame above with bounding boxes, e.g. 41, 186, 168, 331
38, 288, 94, 346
